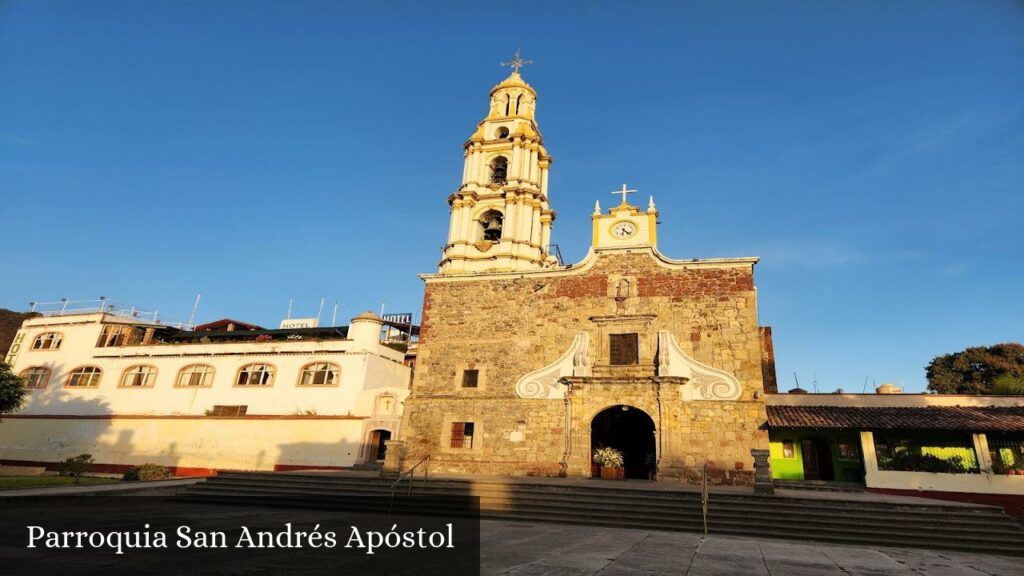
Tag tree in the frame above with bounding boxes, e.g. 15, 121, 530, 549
992, 374, 1024, 396
0, 361, 27, 414
926, 343, 1024, 394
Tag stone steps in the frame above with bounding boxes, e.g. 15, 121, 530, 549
177, 473, 1024, 555
773, 480, 866, 493
184, 484, 1020, 541
187, 479, 1016, 530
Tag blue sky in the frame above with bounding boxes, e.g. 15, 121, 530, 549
2, 1, 1022, 392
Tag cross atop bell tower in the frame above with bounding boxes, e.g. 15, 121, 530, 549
438, 54, 557, 274
501, 48, 533, 74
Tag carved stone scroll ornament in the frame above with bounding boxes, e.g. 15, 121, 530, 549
515, 332, 590, 399
657, 330, 742, 401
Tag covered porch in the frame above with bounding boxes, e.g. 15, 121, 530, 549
766, 393, 1024, 515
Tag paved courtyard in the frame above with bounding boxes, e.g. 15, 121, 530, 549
0, 490, 1018, 575
481, 520, 1020, 576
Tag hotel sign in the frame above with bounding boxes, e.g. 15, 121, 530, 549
279, 318, 319, 329
5, 330, 25, 365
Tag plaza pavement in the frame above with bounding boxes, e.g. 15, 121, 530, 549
481, 519, 1020, 576
1, 482, 1018, 575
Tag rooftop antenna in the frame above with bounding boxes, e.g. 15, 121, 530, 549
286, 297, 293, 320
187, 293, 202, 329
812, 371, 819, 393
331, 301, 339, 327
380, 301, 386, 317
862, 375, 869, 394
316, 297, 326, 325
793, 372, 802, 391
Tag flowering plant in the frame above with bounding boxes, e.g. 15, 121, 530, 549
592, 447, 624, 468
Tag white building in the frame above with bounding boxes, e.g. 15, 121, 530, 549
1, 308, 411, 475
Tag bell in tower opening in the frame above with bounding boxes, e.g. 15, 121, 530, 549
480, 210, 503, 241
438, 51, 558, 274
490, 156, 508, 185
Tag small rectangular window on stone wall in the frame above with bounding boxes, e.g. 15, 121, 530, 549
451, 422, 475, 448
462, 369, 479, 388
609, 333, 639, 365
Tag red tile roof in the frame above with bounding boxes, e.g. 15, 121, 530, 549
192, 318, 264, 331
767, 405, 1024, 432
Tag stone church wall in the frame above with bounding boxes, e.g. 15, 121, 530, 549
400, 248, 770, 483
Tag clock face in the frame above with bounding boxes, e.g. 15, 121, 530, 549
611, 221, 636, 238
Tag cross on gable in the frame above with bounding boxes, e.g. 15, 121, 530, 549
611, 184, 638, 205
501, 48, 533, 74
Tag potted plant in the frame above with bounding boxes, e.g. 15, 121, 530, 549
593, 447, 625, 480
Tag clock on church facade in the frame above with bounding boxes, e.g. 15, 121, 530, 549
397, 57, 778, 484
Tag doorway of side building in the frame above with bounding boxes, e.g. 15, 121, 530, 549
368, 430, 391, 463
591, 405, 656, 479
800, 436, 835, 481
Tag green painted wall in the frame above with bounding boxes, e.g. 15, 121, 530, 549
769, 431, 805, 480
768, 430, 865, 482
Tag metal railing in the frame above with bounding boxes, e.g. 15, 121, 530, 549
388, 455, 431, 515
548, 244, 564, 266
700, 463, 709, 537
27, 298, 193, 328
989, 439, 1024, 475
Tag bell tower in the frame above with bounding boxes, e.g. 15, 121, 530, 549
439, 51, 557, 274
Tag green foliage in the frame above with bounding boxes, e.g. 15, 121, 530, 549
991, 457, 1024, 475
0, 476, 118, 490
0, 308, 41, 355
926, 343, 1024, 395
592, 446, 624, 468
122, 463, 172, 482
992, 374, 1024, 396
57, 454, 95, 484
0, 361, 27, 415
880, 452, 970, 474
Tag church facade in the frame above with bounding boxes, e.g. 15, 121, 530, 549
398, 64, 777, 484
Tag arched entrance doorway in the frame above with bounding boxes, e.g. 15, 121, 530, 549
800, 437, 834, 481
591, 405, 656, 479
368, 430, 391, 463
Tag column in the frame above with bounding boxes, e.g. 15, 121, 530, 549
973, 433, 993, 474
446, 201, 460, 244
503, 195, 518, 246
458, 202, 474, 242
469, 148, 482, 183
540, 217, 552, 251
518, 201, 533, 245
381, 440, 405, 478
511, 142, 522, 181
540, 165, 550, 198
750, 449, 773, 495
859, 431, 878, 485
